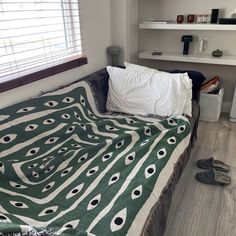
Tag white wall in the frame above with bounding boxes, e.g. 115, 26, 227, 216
0, 0, 111, 109
3, 0, 234, 108
110, 0, 127, 64
127, 0, 139, 63
110, 0, 138, 64
138, 0, 236, 103
139, 0, 236, 22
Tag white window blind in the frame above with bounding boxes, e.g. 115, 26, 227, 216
0, 0, 83, 83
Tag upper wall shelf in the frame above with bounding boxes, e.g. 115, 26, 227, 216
139, 51, 236, 66
139, 22, 236, 31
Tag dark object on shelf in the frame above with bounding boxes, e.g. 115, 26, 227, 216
181, 35, 193, 55
187, 14, 195, 23
212, 49, 223, 57
152, 51, 162, 55
219, 18, 236, 24
210, 9, 219, 23
177, 15, 184, 23
107, 46, 121, 66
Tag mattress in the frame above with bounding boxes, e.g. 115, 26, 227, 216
0, 80, 198, 236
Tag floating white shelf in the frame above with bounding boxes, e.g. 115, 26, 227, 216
139, 22, 236, 31
139, 51, 236, 66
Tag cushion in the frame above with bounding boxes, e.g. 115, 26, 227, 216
124, 63, 192, 116
83, 70, 109, 113
170, 70, 206, 101
106, 66, 192, 117
124, 64, 205, 101
124, 61, 159, 73
124, 62, 203, 101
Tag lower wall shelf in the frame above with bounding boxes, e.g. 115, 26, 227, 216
139, 51, 236, 66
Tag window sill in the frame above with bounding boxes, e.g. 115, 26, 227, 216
0, 56, 88, 93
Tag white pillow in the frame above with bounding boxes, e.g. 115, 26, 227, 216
106, 66, 192, 117
183, 77, 192, 116
124, 62, 192, 116
124, 61, 159, 73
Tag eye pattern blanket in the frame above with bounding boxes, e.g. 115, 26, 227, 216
0, 81, 190, 236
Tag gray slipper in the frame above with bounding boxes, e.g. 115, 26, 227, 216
196, 169, 231, 186
196, 157, 230, 172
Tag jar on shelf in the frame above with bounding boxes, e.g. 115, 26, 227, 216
197, 15, 203, 23
202, 15, 207, 23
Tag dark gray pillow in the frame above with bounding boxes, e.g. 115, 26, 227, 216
82, 69, 109, 113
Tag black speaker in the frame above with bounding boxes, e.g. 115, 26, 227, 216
211, 9, 219, 24
181, 35, 193, 55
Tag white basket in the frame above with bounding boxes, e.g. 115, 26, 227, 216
199, 88, 224, 122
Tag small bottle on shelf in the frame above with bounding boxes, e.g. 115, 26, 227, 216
199, 38, 205, 53
197, 15, 203, 23
198, 38, 207, 53
203, 38, 208, 51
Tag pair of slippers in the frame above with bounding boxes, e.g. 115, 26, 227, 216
195, 157, 231, 186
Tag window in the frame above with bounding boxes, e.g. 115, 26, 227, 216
0, 0, 87, 92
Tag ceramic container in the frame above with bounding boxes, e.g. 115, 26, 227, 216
212, 49, 223, 57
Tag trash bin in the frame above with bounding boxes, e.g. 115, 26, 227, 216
199, 88, 224, 122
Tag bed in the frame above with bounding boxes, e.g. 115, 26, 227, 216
0, 68, 201, 236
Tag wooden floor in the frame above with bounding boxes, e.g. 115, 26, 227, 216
164, 114, 236, 236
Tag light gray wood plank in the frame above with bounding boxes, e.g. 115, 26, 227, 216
164, 114, 236, 236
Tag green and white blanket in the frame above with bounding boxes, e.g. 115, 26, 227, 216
0, 81, 191, 236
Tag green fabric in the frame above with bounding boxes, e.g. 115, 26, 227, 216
0, 81, 190, 236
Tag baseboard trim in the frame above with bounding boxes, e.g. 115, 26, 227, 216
222, 102, 232, 113
229, 117, 236, 122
